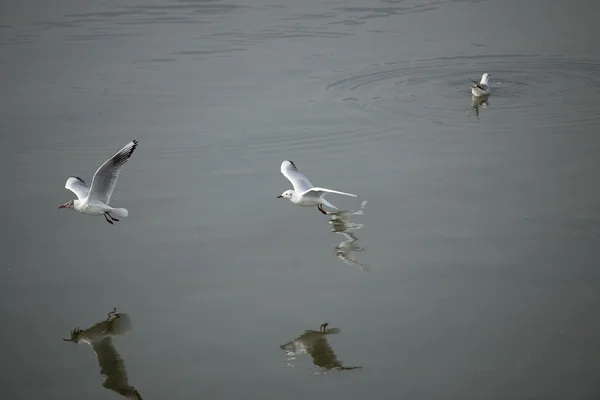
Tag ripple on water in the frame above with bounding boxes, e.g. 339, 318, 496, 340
220, 123, 385, 157
325, 54, 600, 129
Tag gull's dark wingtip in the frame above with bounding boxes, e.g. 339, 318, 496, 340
124, 140, 138, 158
281, 160, 297, 170
110, 140, 139, 166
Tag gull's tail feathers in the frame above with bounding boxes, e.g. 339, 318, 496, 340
110, 208, 129, 218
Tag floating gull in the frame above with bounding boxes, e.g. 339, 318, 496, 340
59, 140, 138, 224
63, 308, 142, 400
470, 73, 491, 97
277, 160, 357, 215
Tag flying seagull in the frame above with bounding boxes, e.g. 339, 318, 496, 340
59, 140, 138, 224
277, 160, 357, 215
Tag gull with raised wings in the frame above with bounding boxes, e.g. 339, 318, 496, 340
277, 160, 357, 215
59, 140, 138, 224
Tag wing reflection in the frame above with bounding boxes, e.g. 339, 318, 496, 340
328, 200, 369, 271
63, 308, 142, 400
280, 323, 361, 372
471, 94, 490, 118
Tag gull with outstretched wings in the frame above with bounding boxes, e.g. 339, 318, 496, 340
58, 140, 138, 224
277, 160, 358, 215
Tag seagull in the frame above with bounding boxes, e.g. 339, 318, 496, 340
470, 73, 491, 96
59, 140, 138, 224
277, 160, 358, 215
280, 323, 361, 371
63, 308, 142, 400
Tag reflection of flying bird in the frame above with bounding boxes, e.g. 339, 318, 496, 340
277, 160, 358, 215
63, 308, 142, 399
280, 323, 361, 371
329, 200, 369, 271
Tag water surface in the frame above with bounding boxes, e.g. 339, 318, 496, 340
2, 0, 600, 399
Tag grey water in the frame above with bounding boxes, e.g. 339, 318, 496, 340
2, 0, 600, 399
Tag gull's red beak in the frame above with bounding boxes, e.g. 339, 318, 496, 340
277, 195, 283, 198
58, 203, 68, 209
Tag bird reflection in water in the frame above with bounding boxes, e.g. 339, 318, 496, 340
63, 308, 142, 399
328, 200, 369, 271
471, 94, 490, 119
280, 323, 361, 373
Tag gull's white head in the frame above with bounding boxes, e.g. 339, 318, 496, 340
58, 200, 75, 210
481, 73, 490, 84
277, 190, 295, 200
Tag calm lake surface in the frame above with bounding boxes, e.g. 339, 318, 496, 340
2, 0, 600, 399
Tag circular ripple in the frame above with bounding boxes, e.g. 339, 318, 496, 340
325, 54, 600, 129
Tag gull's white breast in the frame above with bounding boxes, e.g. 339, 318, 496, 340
75, 202, 111, 215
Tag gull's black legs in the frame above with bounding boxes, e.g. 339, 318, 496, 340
107, 213, 119, 222
104, 212, 119, 223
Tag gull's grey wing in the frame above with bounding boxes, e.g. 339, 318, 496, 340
65, 176, 89, 200
302, 187, 357, 198
471, 78, 490, 92
91, 337, 142, 400
281, 160, 313, 192
88, 140, 138, 204
469, 77, 485, 88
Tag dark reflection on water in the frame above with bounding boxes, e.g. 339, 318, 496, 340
323, 0, 489, 25
328, 200, 369, 271
471, 94, 490, 119
281, 323, 362, 373
63, 309, 142, 400
64, 3, 248, 18
3, 0, 251, 45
